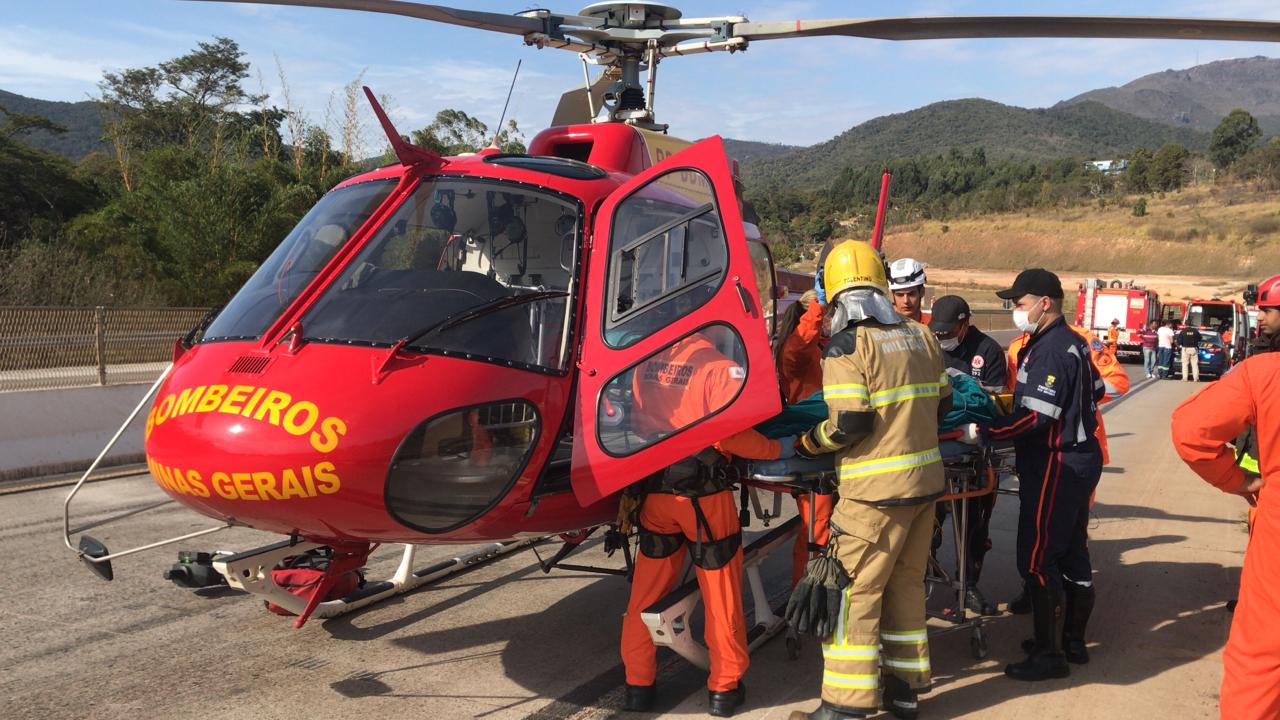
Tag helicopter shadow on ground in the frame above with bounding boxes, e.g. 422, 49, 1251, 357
918, 530, 1239, 717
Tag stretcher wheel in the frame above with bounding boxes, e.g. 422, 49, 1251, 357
970, 627, 988, 660
786, 633, 801, 661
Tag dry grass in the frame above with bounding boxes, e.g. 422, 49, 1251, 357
877, 182, 1280, 280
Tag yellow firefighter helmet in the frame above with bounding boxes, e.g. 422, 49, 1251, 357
823, 240, 889, 300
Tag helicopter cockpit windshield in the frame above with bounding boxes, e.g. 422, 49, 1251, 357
201, 178, 397, 341
299, 178, 581, 372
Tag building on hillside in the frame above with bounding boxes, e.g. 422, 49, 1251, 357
1086, 159, 1128, 175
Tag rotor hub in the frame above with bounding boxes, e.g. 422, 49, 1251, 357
578, 2, 682, 27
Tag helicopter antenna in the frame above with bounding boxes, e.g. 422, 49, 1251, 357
491, 59, 522, 149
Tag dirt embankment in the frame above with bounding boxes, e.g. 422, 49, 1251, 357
788, 181, 1278, 308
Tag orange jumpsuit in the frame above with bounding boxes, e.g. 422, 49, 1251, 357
1171, 353, 1280, 720
778, 300, 834, 585
622, 333, 780, 692
1008, 326, 1129, 464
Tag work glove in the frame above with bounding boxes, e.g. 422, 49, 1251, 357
786, 554, 848, 641
785, 556, 824, 635
775, 435, 797, 460
794, 429, 821, 460
956, 423, 981, 445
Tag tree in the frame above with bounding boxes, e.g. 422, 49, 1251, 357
1209, 109, 1262, 168
1125, 148, 1153, 193
0, 107, 99, 245
98, 37, 274, 187
1151, 143, 1190, 192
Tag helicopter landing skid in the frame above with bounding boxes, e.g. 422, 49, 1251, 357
639, 517, 798, 670
213, 538, 541, 624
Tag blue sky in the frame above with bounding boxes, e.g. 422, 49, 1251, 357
3, 1, 1277, 148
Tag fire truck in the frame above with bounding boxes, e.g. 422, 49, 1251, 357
1075, 279, 1161, 360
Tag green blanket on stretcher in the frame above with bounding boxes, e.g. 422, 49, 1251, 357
754, 371, 1000, 438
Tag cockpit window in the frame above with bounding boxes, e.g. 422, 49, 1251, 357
300, 178, 581, 371
202, 179, 396, 341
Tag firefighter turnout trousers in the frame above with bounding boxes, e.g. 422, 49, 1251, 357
1015, 446, 1102, 590
621, 490, 748, 692
821, 498, 935, 714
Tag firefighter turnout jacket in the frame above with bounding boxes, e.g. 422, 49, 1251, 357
803, 319, 952, 503
1172, 353, 1280, 720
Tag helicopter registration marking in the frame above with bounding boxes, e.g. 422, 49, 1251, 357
146, 384, 347, 453
147, 457, 341, 501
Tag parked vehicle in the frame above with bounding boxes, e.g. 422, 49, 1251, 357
1074, 279, 1160, 361
1171, 329, 1230, 379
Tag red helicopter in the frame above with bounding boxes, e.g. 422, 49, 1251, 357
64, 1, 1280, 634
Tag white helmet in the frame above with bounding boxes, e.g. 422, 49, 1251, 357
888, 258, 926, 291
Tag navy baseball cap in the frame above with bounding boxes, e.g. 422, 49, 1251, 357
928, 295, 970, 334
996, 268, 1064, 300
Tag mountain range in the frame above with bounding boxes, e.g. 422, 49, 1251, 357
1060, 55, 1280, 137
5, 55, 1277, 189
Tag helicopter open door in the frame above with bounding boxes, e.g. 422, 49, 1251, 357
571, 137, 782, 506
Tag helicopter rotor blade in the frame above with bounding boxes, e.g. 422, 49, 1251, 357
185, 0, 546, 36
550, 67, 616, 127
730, 16, 1280, 43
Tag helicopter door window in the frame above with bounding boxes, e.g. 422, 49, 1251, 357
201, 179, 396, 342
596, 324, 747, 457
604, 169, 727, 349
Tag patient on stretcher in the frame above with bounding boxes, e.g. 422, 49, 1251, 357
747, 371, 1005, 478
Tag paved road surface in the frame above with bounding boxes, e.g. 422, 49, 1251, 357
1, 367, 1247, 719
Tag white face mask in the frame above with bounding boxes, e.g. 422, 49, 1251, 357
1013, 297, 1047, 334
939, 337, 960, 352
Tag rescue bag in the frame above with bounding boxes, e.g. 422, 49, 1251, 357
265, 548, 365, 617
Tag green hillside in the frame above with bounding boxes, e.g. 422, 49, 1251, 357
746, 99, 1207, 189
722, 138, 801, 164
0, 89, 106, 160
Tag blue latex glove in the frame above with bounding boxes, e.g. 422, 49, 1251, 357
776, 435, 797, 460
814, 270, 827, 305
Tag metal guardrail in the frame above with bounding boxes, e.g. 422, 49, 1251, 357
0, 307, 210, 393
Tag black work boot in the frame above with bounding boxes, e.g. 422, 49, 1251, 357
882, 675, 921, 719
1005, 584, 1070, 681
1008, 581, 1032, 615
623, 683, 655, 712
965, 585, 998, 616
787, 701, 867, 720
708, 681, 746, 718
1063, 581, 1096, 664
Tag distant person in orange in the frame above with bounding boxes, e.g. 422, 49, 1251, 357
773, 289, 834, 587
621, 327, 790, 718
1171, 274, 1280, 720
1106, 319, 1120, 350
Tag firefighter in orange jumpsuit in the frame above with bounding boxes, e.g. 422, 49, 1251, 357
1171, 273, 1280, 720
620, 327, 789, 718
775, 289, 835, 586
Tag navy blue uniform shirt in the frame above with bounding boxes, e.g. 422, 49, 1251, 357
986, 316, 1104, 452
944, 326, 1008, 391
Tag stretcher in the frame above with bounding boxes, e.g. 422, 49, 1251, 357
739, 439, 1014, 660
